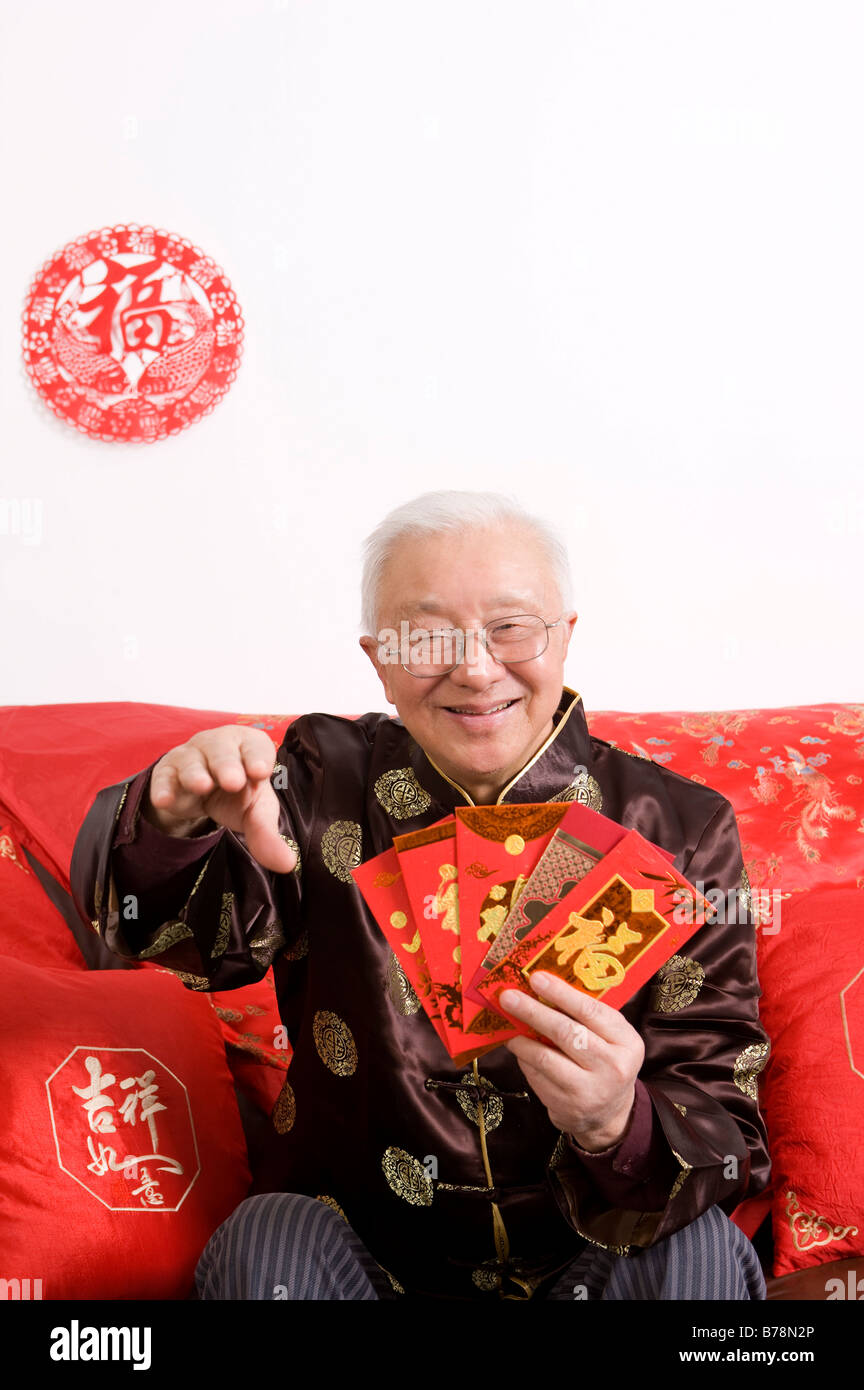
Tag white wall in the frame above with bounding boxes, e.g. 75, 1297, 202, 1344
2, 1, 861, 716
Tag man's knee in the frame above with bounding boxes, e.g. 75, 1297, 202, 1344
616, 1205, 767, 1301
196, 1192, 359, 1300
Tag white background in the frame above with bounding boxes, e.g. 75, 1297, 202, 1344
2, 1, 862, 717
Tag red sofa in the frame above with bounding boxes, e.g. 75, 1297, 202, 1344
1, 699, 861, 1300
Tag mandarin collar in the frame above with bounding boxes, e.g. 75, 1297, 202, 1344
392, 686, 593, 811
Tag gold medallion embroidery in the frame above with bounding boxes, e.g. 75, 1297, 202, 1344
738, 864, 753, 917
455, 1072, 503, 1132
282, 928, 310, 961
249, 920, 286, 970
374, 768, 432, 820
211, 892, 233, 959
272, 1078, 296, 1133
785, 1190, 859, 1252
651, 955, 705, 1013
164, 966, 211, 990
313, 1010, 358, 1077
385, 953, 422, 1015
381, 1147, 434, 1206
321, 820, 363, 883
279, 834, 302, 878
315, 1194, 347, 1222
548, 770, 603, 811
733, 1041, 770, 1098
138, 919, 193, 959
471, 1265, 501, 1292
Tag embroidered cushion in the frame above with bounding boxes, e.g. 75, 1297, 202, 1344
746, 889, 864, 1276
0, 954, 251, 1299
589, 705, 864, 1274
588, 703, 864, 903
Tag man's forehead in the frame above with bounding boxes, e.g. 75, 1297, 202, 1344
373, 521, 560, 622
396, 590, 548, 618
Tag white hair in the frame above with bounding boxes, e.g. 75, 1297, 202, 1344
360, 489, 573, 634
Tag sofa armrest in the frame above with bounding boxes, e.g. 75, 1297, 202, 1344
765, 1256, 864, 1301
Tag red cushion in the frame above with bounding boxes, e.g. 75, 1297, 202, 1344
0, 703, 296, 1120
207, 970, 292, 1115
589, 707, 864, 1259
588, 704, 864, 898
0, 827, 290, 1117
0, 702, 296, 889
749, 888, 864, 1277
0, 823, 85, 972
0, 954, 252, 1299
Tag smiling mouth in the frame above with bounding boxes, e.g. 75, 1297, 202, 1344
443, 699, 519, 716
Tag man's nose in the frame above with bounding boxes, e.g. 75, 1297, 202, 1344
448, 631, 505, 684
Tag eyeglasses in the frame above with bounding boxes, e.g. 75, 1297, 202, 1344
391, 614, 565, 679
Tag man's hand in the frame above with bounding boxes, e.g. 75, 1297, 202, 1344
144, 726, 298, 874
499, 973, 644, 1152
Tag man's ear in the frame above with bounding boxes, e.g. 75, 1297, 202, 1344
561, 610, 578, 657
359, 633, 397, 705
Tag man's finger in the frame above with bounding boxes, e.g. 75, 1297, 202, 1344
157, 744, 223, 798
203, 750, 253, 794
499, 988, 599, 1066
242, 789, 299, 874
243, 825, 299, 874
236, 735, 278, 783
150, 752, 212, 809
506, 1031, 593, 1089
525, 972, 635, 1046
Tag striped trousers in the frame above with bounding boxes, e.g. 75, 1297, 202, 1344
194, 1193, 767, 1301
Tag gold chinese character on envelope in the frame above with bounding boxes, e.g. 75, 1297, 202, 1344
522, 877, 667, 995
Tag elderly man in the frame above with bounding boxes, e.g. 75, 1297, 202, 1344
71, 490, 770, 1301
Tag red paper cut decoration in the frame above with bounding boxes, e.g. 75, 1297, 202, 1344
21, 224, 244, 442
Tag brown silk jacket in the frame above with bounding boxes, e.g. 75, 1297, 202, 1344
70, 687, 771, 1299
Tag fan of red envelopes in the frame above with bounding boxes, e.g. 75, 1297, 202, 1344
352, 803, 712, 1066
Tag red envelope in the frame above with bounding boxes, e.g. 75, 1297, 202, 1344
477, 828, 712, 1033
467, 802, 676, 1008
454, 804, 567, 1026
392, 819, 518, 1062
351, 846, 449, 1049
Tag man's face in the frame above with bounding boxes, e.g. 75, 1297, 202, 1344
360, 522, 577, 801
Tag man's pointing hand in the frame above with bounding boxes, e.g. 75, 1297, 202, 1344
144, 726, 298, 874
